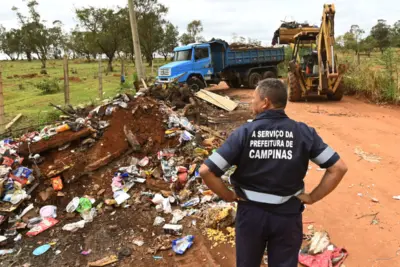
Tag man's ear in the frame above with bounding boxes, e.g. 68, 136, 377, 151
261, 97, 270, 109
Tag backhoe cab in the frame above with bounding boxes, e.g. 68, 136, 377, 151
276, 4, 346, 102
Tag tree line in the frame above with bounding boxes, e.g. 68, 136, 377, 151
336, 19, 400, 56
0, 0, 206, 73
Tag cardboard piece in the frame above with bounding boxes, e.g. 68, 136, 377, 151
195, 90, 238, 111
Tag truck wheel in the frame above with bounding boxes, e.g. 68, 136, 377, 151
262, 71, 276, 79
248, 72, 262, 89
226, 79, 241, 88
327, 83, 344, 101
288, 72, 302, 102
187, 77, 205, 92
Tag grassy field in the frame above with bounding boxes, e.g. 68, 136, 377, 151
0, 58, 166, 134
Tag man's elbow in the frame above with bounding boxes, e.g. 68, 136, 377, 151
330, 159, 348, 177
338, 160, 348, 175
199, 164, 210, 179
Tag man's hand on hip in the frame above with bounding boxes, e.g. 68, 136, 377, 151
296, 193, 314, 204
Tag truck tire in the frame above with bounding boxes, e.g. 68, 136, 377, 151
327, 83, 344, 101
248, 72, 262, 89
262, 71, 276, 79
187, 77, 205, 92
287, 72, 302, 102
226, 79, 241, 88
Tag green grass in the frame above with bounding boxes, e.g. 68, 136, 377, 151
0, 58, 167, 133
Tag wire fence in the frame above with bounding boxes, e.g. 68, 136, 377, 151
0, 57, 167, 136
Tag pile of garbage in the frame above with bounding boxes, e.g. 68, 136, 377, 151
0, 88, 239, 261
299, 230, 348, 267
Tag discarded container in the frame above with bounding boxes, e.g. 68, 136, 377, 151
81, 249, 92, 256
33, 244, 51, 256
14, 167, 32, 178
40, 205, 57, 219
51, 177, 63, 191
179, 131, 193, 142
76, 198, 92, 213
62, 220, 86, 232
113, 190, 130, 205
138, 157, 149, 167
181, 196, 200, 208
152, 194, 165, 205
81, 208, 97, 222
170, 209, 187, 224
56, 124, 71, 133
172, 235, 194, 255
66, 197, 80, 213
153, 216, 166, 226
163, 224, 183, 236
0, 249, 15, 256
27, 217, 43, 228
26, 218, 58, 237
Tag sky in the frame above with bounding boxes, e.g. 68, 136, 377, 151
0, 0, 399, 47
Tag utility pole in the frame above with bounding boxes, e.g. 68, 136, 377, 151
98, 54, 103, 99
63, 55, 70, 105
0, 65, 4, 131
128, 0, 146, 81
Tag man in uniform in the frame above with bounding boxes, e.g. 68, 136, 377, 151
199, 79, 348, 267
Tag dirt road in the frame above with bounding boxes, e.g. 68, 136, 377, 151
207, 86, 400, 267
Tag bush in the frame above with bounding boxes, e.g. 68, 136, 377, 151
35, 78, 61, 94
343, 49, 399, 103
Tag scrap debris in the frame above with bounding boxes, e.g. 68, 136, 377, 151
0, 86, 241, 264
354, 147, 381, 163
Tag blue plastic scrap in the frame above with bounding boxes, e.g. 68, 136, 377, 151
172, 235, 194, 255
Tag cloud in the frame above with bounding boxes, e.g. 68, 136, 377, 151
0, 0, 399, 45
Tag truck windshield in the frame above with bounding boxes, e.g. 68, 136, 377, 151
174, 50, 192, 61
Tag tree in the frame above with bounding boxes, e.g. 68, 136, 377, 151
359, 35, 377, 56
350, 25, 365, 55
159, 22, 179, 61
390, 20, 400, 47
180, 20, 204, 45
68, 30, 99, 61
135, 0, 168, 66
13, 1, 63, 72
75, 7, 131, 72
0, 27, 22, 60
371, 19, 391, 53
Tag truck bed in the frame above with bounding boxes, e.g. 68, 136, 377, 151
226, 47, 285, 67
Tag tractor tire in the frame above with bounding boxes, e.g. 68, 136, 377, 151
248, 72, 262, 89
262, 70, 277, 79
287, 72, 302, 102
226, 79, 241, 88
327, 83, 344, 101
187, 77, 205, 92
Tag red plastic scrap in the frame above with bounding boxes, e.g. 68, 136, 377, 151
298, 248, 348, 267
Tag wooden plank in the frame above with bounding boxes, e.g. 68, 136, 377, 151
195, 89, 238, 111
141, 78, 148, 89
5, 113, 22, 130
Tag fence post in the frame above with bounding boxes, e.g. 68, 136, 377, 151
0, 65, 4, 131
98, 55, 103, 99
63, 55, 70, 105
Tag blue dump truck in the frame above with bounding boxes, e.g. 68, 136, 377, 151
156, 39, 285, 89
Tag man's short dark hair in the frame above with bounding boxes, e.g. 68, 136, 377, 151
257, 78, 287, 108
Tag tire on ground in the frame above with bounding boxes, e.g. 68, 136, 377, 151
248, 72, 262, 89
187, 77, 205, 92
327, 83, 344, 101
262, 70, 277, 79
287, 72, 302, 102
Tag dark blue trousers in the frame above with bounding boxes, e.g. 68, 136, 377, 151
235, 202, 302, 267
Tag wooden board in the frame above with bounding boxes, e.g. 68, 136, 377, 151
5, 113, 22, 130
195, 89, 238, 111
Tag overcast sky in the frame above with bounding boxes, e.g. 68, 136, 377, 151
0, 0, 399, 46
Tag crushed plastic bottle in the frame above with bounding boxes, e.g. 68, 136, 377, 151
172, 235, 194, 255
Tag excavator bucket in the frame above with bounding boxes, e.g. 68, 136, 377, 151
272, 21, 319, 45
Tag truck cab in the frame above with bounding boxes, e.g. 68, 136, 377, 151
157, 42, 226, 90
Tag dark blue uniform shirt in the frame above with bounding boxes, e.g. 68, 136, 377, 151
204, 109, 340, 214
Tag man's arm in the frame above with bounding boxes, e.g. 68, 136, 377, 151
297, 126, 348, 204
199, 164, 237, 202
297, 159, 347, 204
199, 128, 244, 202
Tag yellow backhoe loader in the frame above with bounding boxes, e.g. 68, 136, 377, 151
274, 4, 346, 101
